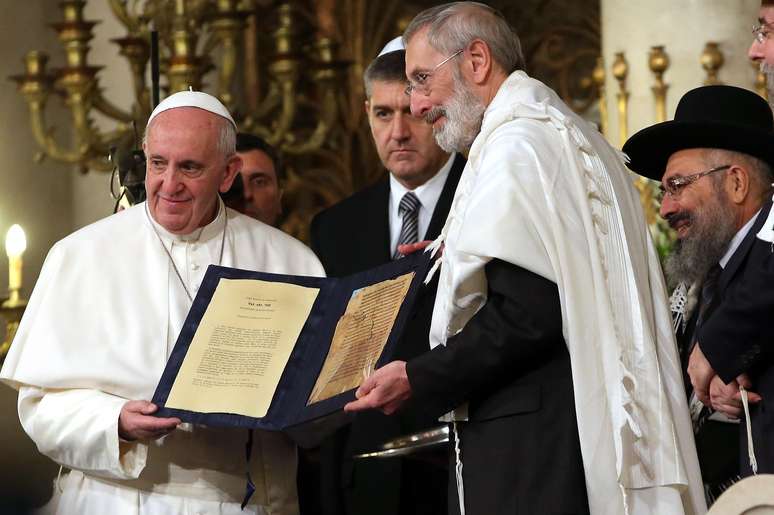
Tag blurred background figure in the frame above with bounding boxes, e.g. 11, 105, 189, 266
222, 133, 285, 226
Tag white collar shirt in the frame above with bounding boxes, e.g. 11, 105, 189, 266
720, 208, 761, 269
388, 154, 454, 255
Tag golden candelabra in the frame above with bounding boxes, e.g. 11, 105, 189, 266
648, 46, 669, 123
700, 41, 724, 86
9, 0, 346, 173
612, 51, 629, 148
592, 56, 608, 136
753, 61, 768, 100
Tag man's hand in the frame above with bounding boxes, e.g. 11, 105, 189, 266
344, 361, 412, 415
709, 374, 762, 419
119, 400, 181, 441
397, 240, 432, 257
687, 343, 716, 406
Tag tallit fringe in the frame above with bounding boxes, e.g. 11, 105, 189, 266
619, 483, 631, 515
553, 104, 659, 481
453, 422, 466, 515
56, 465, 64, 493
740, 387, 759, 474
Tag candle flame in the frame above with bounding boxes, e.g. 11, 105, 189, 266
6, 224, 26, 258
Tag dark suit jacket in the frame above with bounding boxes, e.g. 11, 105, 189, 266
676, 307, 739, 500
308, 154, 465, 515
698, 199, 774, 475
407, 259, 589, 515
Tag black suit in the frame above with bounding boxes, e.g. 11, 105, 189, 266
675, 303, 739, 502
408, 260, 589, 515
698, 199, 774, 476
308, 154, 465, 515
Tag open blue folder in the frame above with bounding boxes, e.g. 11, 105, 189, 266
152, 250, 432, 448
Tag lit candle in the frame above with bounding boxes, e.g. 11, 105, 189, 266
6, 225, 26, 301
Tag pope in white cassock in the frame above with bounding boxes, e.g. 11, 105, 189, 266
0, 91, 324, 515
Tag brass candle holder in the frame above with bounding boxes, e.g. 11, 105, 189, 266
753, 60, 769, 100
648, 46, 670, 123
592, 56, 608, 137
612, 52, 629, 148
701, 42, 724, 86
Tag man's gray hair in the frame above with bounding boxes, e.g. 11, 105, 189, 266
704, 148, 774, 197
143, 112, 236, 161
403, 2, 525, 74
363, 50, 407, 99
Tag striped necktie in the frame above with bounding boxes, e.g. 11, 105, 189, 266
394, 192, 421, 259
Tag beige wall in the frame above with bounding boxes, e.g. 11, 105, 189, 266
601, 0, 761, 148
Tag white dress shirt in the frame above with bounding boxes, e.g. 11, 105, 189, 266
388, 154, 455, 255
720, 208, 761, 268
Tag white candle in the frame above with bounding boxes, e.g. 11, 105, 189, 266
6, 225, 26, 293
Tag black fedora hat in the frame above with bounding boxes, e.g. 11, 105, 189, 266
623, 85, 774, 181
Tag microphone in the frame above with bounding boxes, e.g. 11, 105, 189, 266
116, 148, 147, 204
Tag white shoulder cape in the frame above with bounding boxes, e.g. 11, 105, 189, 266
1, 202, 324, 399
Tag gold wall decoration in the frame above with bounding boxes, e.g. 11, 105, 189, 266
612, 51, 629, 147
701, 41, 725, 85
648, 46, 670, 123
592, 57, 608, 136
10, 1, 348, 175
524, 11, 601, 121
11, 0, 604, 243
753, 61, 768, 100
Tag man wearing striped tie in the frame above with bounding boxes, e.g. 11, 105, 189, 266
308, 41, 465, 515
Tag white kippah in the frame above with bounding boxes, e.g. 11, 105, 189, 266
146, 90, 237, 128
377, 36, 404, 58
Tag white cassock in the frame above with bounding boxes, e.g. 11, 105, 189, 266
426, 71, 707, 515
0, 201, 324, 515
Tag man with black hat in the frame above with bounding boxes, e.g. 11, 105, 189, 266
623, 85, 774, 491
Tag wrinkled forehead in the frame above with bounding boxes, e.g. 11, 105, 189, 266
760, 5, 774, 25
663, 148, 708, 180
404, 28, 445, 77
368, 80, 411, 108
147, 107, 222, 138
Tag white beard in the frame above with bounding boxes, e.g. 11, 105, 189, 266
427, 74, 486, 154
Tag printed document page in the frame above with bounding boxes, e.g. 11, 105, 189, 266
165, 278, 319, 418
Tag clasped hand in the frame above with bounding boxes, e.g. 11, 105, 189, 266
688, 344, 761, 419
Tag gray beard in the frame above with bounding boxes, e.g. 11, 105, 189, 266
663, 195, 737, 287
427, 75, 486, 154
762, 62, 774, 112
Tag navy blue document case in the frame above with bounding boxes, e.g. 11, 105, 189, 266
152, 250, 432, 447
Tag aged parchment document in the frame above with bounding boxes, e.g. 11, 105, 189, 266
307, 272, 415, 404
165, 278, 319, 418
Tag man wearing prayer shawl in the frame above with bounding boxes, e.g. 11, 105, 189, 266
345, 3, 706, 514
0, 91, 324, 515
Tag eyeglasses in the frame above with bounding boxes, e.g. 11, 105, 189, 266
404, 49, 464, 96
659, 164, 731, 199
753, 22, 773, 44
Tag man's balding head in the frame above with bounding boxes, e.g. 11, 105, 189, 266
402, 2, 523, 153
403, 2, 524, 75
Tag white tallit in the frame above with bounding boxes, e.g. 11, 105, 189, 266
426, 71, 706, 515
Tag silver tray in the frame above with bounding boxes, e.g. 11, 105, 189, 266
353, 425, 450, 459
